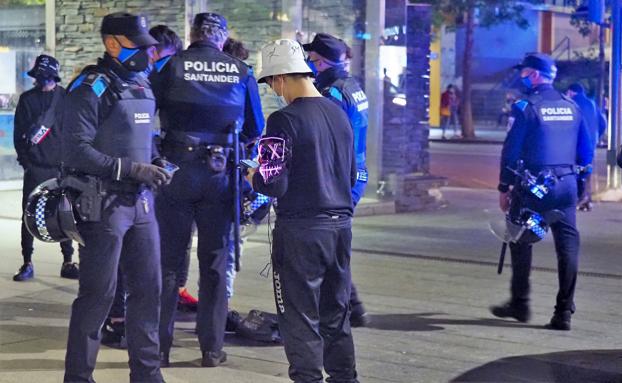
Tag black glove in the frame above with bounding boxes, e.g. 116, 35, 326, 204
129, 162, 172, 189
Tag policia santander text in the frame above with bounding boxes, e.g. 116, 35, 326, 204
493, 53, 593, 331
150, 12, 264, 367
61, 13, 170, 383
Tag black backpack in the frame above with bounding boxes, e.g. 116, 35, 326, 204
235, 310, 282, 343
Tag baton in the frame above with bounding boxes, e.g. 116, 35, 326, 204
497, 242, 507, 275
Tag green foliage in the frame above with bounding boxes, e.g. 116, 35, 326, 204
0, 0, 45, 6
410, 0, 542, 29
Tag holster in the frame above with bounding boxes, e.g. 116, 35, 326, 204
60, 175, 105, 222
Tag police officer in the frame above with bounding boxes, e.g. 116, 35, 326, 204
491, 53, 593, 331
565, 83, 606, 211
13, 54, 78, 281
62, 12, 170, 382
150, 12, 263, 367
304, 33, 370, 327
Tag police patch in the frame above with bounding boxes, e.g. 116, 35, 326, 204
514, 100, 528, 111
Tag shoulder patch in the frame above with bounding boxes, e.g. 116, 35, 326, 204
514, 99, 529, 111
81, 73, 109, 98
329, 86, 343, 102
154, 55, 172, 73
68, 74, 87, 92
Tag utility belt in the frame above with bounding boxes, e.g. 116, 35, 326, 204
511, 164, 576, 201
525, 164, 576, 179
61, 174, 144, 222
162, 131, 236, 172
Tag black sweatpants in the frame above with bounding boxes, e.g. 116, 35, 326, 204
272, 215, 359, 383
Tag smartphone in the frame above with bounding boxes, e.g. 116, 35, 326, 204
240, 159, 259, 169
160, 159, 180, 174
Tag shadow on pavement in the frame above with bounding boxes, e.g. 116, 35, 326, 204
0, 358, 128, 371
366, 313, 543, 332
450, 349, 622, 383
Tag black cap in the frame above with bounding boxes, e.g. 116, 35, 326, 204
27, 54, 61, 82
514, 53, 557, 78
303, 33, 347, 63
193, 12, 227, 31
101, 12, 158, 47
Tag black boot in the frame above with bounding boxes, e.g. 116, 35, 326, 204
201, 351, 227, 367
546, 310, 571, 331
13, 263, 34, 282
60, 262, 80, 279
490, 301, 531, 323
101, 318, 127, 349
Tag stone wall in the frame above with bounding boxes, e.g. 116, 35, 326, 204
55, 0, 184, 84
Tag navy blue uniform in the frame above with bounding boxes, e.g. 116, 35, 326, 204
499, 84, 593, 315
315, 66, 368, 205
151, 40, 263, 358
253, 97, 359, 383
315, 66, 369, 323
13, 86, 74, 263
62, 54, 163, 382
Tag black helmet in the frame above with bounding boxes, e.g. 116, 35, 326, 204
505, 208, 565, 245
24, 178, 84, 245
240, 192, 272, 238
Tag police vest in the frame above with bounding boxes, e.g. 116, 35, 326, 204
321, 77, 369, 168
69, 67, 155, 164
160, 45, 250, 140
521, 92, 580, 167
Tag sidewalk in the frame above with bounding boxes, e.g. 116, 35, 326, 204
0, 187, 620, 382
429, 126, 506, 144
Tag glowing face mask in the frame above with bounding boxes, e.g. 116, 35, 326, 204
258, 137, 288, 184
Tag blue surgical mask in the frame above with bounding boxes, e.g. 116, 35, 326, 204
271, 76, 288, 109
520, 75, 533, 90
306, 57, 318, 76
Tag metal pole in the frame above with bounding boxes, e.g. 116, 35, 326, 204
233, 120, 242, 272
607, 0, 621, 189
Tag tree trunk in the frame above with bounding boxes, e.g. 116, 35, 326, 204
461, 6, 476, 138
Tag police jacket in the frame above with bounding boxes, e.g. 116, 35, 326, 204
62, 53, 157, 181
151, 40, 264, 147
499, 84, 593, 190
13, 85, 65, 168
315, 66, 368, 168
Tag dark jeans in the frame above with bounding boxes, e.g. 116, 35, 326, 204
509, 173, 580, 314
21, 165, 73, 263
272, 216, 359, 383
157, 158, 231, 355
64, 190, 163, 383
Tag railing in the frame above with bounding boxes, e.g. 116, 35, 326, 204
551, 35, 571, 61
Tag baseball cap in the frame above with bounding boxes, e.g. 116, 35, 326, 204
101, 12, 158, 47
257, 39, 314, 83
193, 12, 227, 31
514, 53, 557, 79
302, 33, 347, 63
27, 54, 61, 82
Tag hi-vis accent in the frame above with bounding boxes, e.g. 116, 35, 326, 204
273, 271, 285, 314
352, 90, 369, 112
134, 112, 151, 124
183, 60, 240, 83
540, 107, 574, 122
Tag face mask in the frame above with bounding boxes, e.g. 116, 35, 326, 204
35, 75, 54, 88
271, 76, 288, 109
306, 57, 318, 76
115, 38, 151, 72
520, 74, 533, 90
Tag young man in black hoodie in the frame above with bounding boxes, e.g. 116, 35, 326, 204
254, 38, 359, 383
13, 54, 78, 281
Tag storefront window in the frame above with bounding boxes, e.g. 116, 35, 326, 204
0, 0, 45, 180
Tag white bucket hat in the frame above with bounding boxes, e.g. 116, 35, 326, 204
257, 39, 313, 83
